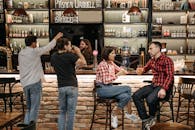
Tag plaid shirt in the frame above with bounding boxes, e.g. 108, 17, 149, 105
143, 54, 174, 91
96, 60, 121, 84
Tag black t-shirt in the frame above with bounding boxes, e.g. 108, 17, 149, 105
51, 52, 79, 88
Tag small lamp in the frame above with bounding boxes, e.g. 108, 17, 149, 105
127, 6, 141, 15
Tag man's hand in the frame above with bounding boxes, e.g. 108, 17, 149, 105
72, 45, 81, 54
136, 67, 144, 75
54, 32, 63, 40
158, 88, 166, 99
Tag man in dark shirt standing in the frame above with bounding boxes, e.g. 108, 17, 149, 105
50, 38, 86, 130
132, 41, 174, 130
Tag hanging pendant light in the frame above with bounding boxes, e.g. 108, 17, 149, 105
63, 8, 77, 16
12, 8, 28, 16
127, 6, 141, 15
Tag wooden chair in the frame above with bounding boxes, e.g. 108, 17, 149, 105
156, 84, 175, 122
90, 81, 124, 130
0, 77, 24, 130
176, 77, 195, 127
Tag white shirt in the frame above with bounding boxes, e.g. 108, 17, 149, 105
19, 39, 56, 87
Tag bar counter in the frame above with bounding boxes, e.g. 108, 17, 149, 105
0, 69, 195, 75
0, 72, 195, 130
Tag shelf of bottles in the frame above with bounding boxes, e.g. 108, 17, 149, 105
0, 0, 3, 23
152, 0, 195, 61
50, 0, 102, 24
104, 0, 147, 9
153, 0, 195, 11
103, 0, 148, 55
4, 0, 49, 55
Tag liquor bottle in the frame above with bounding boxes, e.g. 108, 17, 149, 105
9, 28, 13, 37
28, 28, 32, 36
180, 46, 183, 54
42, 29, 46, 37
37, 29, 41, 37
13, 41, 18, 54
33, 28, 37, 36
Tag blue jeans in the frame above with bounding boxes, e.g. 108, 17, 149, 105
23, 80, 42, 124
133, 84, 172, 120
96, 83, 131, 109
58, 86, 78, 130
132, 84, 162, 120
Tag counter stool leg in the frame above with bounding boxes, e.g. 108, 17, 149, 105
187, 100, 190, 125
194, 104, 195, 129
122, 109, 124, 130
156, 102, 160, 122
170, 98, 174, 122
108, 103, 111, 130
176, 95, 181, 122
90, 103, 96, 130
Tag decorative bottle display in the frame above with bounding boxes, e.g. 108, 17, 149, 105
139, 51, 145, 67
0, 0, 3, 23
139, 44, 145, 66
105, 0, 147, 8
121, 40, 130, 69
5, 0, 50, 54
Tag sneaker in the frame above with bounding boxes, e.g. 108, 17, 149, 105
148, 117, 156, 127
111, 115, 118, 128
125, 112, 139, 122
142, 117, 156, 130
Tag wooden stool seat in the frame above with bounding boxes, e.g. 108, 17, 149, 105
151, 122, 192, 130
0, 112, 24, 129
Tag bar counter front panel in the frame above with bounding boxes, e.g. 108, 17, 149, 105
0, 74, 195, 129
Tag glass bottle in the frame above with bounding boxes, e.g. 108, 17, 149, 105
33, 28, 37, 36
180, 46, 183, 54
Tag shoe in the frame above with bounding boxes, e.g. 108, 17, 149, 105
142, 117, 156, 130
125, 112, 139, 122
17, 123, 29, 127
148, 117, 156, 127
111, 114, 118, 128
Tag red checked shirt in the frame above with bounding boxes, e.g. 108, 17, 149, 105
143, 54, 174, 91
96, 60, 121, 84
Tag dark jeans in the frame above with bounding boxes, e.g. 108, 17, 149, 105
132, 84, 171, 120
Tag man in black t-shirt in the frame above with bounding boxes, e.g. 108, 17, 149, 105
51, 38, 86, 130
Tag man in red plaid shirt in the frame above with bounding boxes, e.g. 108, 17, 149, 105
132, 41, 174, 130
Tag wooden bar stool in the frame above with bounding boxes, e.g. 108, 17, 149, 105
156, 85, 175, 122
151, 122, 192, 130
176, 77, 195, 127
90, 81, 124, 130
0, 77, 24, 130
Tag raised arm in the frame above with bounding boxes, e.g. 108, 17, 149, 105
35, 32, 63, 55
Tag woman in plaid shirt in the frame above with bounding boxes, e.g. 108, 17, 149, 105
132, 41, 174, 130
96, 46, 138, 128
